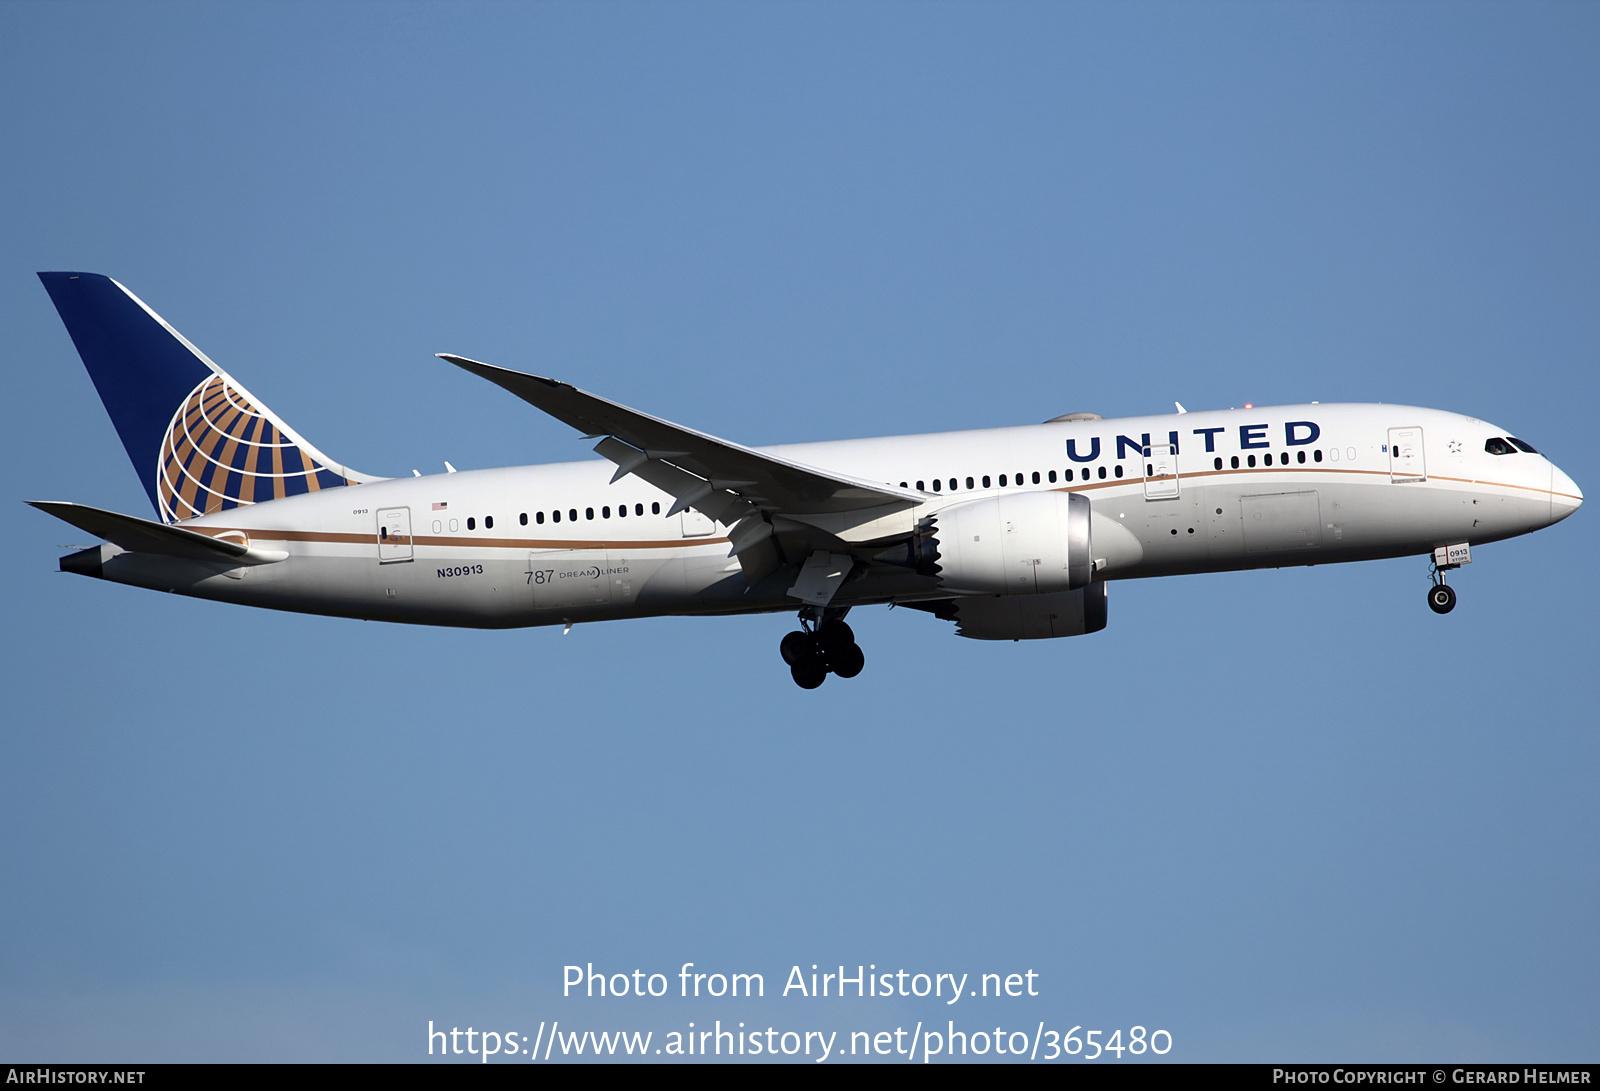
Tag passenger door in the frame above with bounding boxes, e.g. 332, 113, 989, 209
1388, 427, 1426, 482
1143, 442, 1179, 500
376, 507, 413, 563
681, 510, 715, 537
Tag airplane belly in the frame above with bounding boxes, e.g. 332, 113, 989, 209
254, 549, 533, 628
634, 547, 758, 615
98, 543, 546, 629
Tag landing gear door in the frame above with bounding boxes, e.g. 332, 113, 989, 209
376, 507, 413, 563
1143, 443, 1179, 500
1389, 427, 1426, 482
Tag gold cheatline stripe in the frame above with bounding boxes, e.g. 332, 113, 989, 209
1044, 464, 1575, 500
190, 528, 730, 550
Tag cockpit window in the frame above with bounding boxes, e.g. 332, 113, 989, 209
1484, 437, 1516, 456
1507, 437, 1538, 454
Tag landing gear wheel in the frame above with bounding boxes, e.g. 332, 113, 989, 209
786, 612, 861, 687
816, 618, 855, 656
1428, 584, 1457, 614
829, 642, 865, 679
779, 630, 812, 666
790, 659, 827, 689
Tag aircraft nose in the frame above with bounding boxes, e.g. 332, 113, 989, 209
1550, 462, 1582, 524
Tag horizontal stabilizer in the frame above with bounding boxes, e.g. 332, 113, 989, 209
438, 355, 922, 516
29, 500, 253, 562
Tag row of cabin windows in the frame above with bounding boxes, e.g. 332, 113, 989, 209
447, 442, 1385, 530
1212, 450, 1324, 470
895, 469, 1124, 492
459, 501, 666, 531
894, 448, 1356, 494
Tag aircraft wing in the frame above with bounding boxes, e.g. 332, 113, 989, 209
439, 355, 923, 522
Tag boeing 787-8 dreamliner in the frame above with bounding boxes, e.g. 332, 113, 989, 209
31, 273, 1582, 687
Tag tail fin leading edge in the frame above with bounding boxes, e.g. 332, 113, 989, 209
38, 272, 371, 523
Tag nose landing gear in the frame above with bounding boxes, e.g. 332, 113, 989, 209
1427, 548, 1465, 614
780, 613, 865, 688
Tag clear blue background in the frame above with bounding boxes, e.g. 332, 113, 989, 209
2, 1, 1594, 1062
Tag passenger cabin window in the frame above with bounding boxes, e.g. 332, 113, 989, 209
485, 515, 494, 529
552, 510, 561, 523
916, 480, 925, 491
586, 507, 594, 520
519, 513, 528, 526
467, 517, 476, 530
651, 502, 661, 514
982, 475, 991, 488
537, 511, 545, 524
569, 508, 578, 521
636, 504, 645, 516
1314, 450, 1323, 462
1485, 437, 1516, 456
1048, 470, 1057, 483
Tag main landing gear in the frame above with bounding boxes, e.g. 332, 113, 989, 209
780, 613, 865, 689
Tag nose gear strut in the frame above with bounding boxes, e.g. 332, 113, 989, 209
1427, 554, 1459, 614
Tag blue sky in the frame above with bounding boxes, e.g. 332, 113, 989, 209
2, 1, 1596, 1062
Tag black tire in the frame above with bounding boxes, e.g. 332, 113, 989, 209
830, 642, 865, 679
817, 618, 855, 656
780, 630, 813, 666
1428, 584, 1457, 614
791, 659, 827, 689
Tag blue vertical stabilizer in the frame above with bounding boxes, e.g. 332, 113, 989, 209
38, 273, 368, 522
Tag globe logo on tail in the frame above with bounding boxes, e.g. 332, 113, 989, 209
156, 373, 356, 523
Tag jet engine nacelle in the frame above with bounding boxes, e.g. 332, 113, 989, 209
949, 581, 1108, 640
926, 490, 1092, 595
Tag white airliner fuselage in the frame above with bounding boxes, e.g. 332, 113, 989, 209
63, 404, 1579, 623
